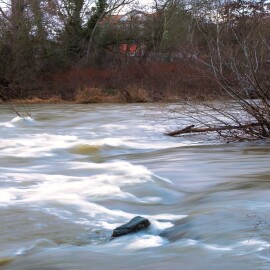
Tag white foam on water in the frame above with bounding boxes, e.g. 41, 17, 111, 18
11, 116, 34, 123
236, 239, 270, 253
0, 131, 195, 158
70, 160, 172, 186
0, 160, 181, 224
194, 239, 270, 255
96, 213, 186, 232
185, 239, 198, 246
168, 239, 233, 253
147, 220, 174, 235
0, 164, 184, 251
101, 123, 167, 134
0, 134, 78, 157
0, 190, 17, 205
0, 121, 14, 128
203, 244, 232, 251
147, 213, 187, 220
178, 239, 198, 247
152, 174, 173, 184
100, 229, 170, 251
125, 235, 168, 250
82, 137, 189, 150
0, 113, 203, 160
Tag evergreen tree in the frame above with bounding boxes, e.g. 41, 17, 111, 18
86, 0, 107, 38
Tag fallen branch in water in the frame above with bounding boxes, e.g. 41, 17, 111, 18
9, 104, 32, 119
10, 104, 23, 118
165, 123, 263, 137
165, 125, 195, 136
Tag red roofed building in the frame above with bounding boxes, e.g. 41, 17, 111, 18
102, 10, 152, 58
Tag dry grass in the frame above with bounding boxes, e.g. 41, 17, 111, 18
125, 85, 150, 102
75, 85, 152, 103
75, 87, 122, 103
10, 96, 68, 104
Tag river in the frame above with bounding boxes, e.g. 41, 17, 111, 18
1, 104, 270, 270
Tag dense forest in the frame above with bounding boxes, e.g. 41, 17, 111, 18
0, 0, 269, 103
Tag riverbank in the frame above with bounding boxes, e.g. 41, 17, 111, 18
1, 87, 220, 104
2, 93, 188, 104
0, 63, 220, 104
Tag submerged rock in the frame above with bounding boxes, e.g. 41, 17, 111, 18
111, 216, 150, 239
159, 218, 190, 242
0, 257, 14, 267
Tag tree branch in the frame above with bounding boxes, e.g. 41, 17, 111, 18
0, 7, 10, 22
165, 123, 264, 137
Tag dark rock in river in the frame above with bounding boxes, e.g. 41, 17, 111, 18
111, 216, 150, 239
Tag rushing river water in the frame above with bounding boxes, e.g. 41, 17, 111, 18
1, 104, 270, 270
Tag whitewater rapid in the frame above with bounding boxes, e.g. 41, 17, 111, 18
1, 104, 270, 270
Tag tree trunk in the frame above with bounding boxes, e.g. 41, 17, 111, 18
165, 123, 264, 137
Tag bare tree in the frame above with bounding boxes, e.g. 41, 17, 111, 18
84, 0, 135, 64
167, 0, 270, 141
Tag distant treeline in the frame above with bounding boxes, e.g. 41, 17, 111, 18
0, 0, 269, 102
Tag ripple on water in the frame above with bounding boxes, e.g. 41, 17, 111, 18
1, 105, 270, 269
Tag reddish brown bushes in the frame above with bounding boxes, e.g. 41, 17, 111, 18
45, 60, 218, 103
